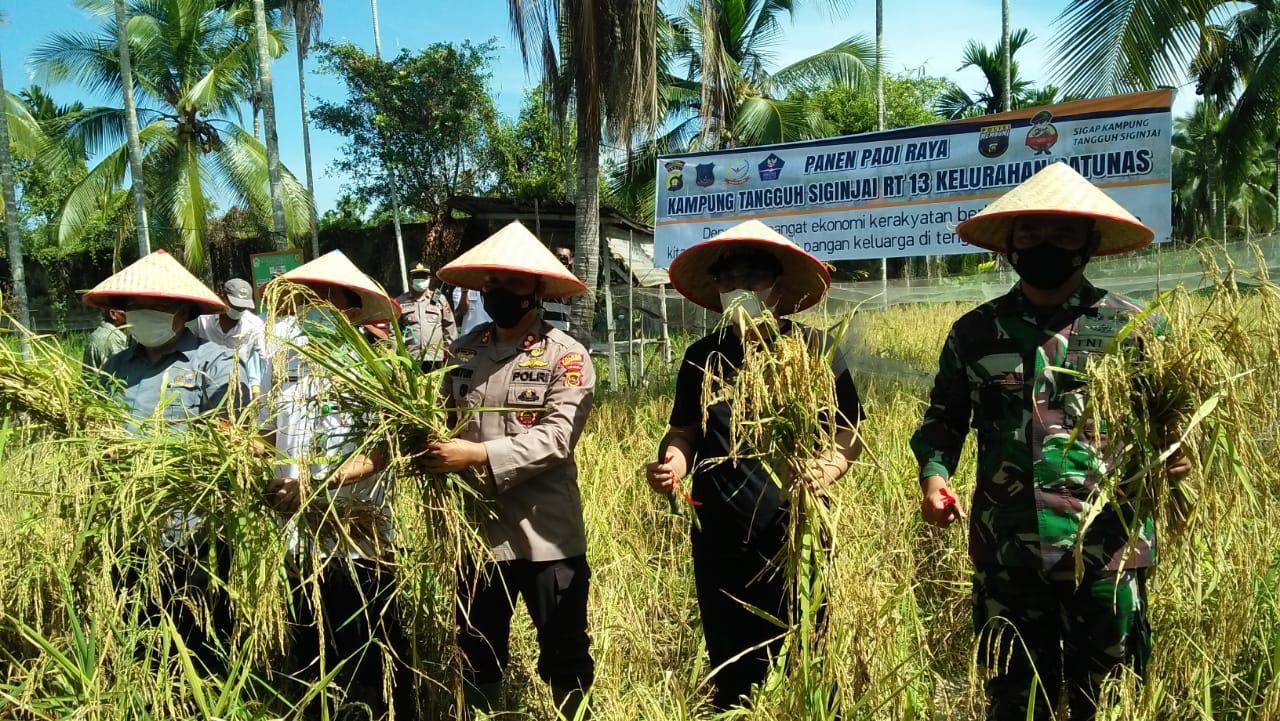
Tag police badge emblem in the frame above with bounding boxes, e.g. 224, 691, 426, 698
695, 163, 716, 188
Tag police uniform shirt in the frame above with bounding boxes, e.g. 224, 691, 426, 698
396, 289, 455, 361
444, 318, 595, 562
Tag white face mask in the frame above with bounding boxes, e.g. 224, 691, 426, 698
411, 278, 430, 293
719, 288, 772, 320
225, 307, 244, 320
125, 309, 179, 348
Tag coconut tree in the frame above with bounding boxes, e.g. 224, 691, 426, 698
281, 0, 323, 258
32, 0, 312, 274
1047, 0, 1280, 191
607, 0, 875, 220
0, 67, 36, 337
935, 28, 1037, 119
1001, 0, 1011, 113
251, 0, 288, 250
114, 0, 151, 256
508, 0, 659, 344
672, 0, 876, 150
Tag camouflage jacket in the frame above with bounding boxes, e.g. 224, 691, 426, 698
910, 280, 1156, 573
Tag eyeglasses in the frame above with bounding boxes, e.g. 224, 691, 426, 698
555, 254, 573, 265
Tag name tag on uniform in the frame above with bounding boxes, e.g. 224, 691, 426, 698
1070, 308, 1128, 354
167, 369, 198, 388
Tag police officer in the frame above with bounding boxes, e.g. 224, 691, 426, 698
427, 220, 596, 720
910, 163, 1192, 721
397, 262, 455, 371
644, 220, 865, 710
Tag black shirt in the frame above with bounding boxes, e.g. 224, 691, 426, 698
669, 322, 865, 551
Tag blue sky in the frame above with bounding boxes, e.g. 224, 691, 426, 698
1, 0, 1196, 216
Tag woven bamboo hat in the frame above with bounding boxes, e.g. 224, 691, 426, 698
436, 221, 588, 298
269, 250, 399, 324
668, 219, 830, 314
956, 162, 1154, 255
82, 249, 227, 314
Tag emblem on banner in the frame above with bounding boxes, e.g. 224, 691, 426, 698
725, 158, 750, 185
978, 123, 1011, 158
1025, 110, 1059, 155
757, 153, 785, 181
695, 163, 716, 187
665, 160, 685, 192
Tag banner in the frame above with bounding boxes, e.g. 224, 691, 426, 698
653, 90, 1173, 267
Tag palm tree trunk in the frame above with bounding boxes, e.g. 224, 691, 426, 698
371, 0, 409, 294
115, 0, 150, 257
0, 62, 32, 347
570, 106, 601, 347
875, 0, 885, 131
296, 14, 320, 259
1001, 0, 1011, 112
252, 0, 288, 250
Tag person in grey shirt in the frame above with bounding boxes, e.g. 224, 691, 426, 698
82, 249, 241, 670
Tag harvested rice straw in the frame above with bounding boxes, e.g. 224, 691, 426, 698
1074, 250, 1280, 577
698, 300, 852, 718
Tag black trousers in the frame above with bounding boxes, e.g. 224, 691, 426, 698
691, 529, 790, 710
288, 558, 415, 720
456, 556, 594, 690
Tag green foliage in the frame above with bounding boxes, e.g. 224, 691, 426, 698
488, 88, 574, 204
793, 70, 951, 137
311, 40, 499, 219
317, 194, 370, 232
30, 0, 313, 274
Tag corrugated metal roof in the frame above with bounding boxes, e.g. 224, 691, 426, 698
607, 235, 669, 288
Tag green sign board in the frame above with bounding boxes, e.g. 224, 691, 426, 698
249, 249, 305, 307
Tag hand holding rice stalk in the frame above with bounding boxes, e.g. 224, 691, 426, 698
1073, 252, 1279, 574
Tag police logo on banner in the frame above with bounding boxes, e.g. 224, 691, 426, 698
695, 163, 716, 187
665, 160, 685, 192
978, 123, 1010, 158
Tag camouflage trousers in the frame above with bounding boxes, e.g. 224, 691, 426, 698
972, 565, 1151, 721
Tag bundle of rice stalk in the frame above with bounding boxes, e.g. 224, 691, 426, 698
84, 411, 290, 661
0, 327, 124, 437
259, 280, 490, 713
1073, 251, 1277, 577
699, 301, 853, 718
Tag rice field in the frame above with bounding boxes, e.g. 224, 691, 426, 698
1, 268, 1279, 720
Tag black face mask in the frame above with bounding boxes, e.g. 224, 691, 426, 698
482, 286, 537, 328
1007, 244, 1090, 291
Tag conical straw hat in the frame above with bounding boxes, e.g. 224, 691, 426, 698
270, 250, 399, 324
956, 161, 1154, 255
668, 219, 830, 314
82, 249, 227, 314
436, 221, 588, 298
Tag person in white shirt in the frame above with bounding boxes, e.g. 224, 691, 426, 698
193, 278, 266, 392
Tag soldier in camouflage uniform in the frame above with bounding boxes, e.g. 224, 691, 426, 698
910, 163, 1192, 721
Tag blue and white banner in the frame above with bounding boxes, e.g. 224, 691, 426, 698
653, 90, 1173, 266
